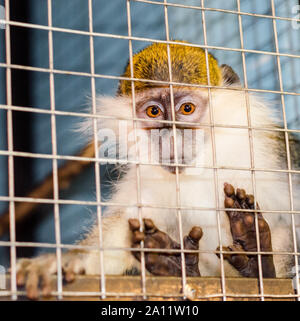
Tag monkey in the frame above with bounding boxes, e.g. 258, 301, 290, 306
16, 42, 300, 299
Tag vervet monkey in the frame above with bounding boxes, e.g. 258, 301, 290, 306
16, 42, 300, 299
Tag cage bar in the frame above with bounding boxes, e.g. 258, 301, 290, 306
0, 0, 299, 301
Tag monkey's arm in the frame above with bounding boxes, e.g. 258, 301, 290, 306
16, 214, 138, 299
218, 183, 276, 278
128, 184, 276, 279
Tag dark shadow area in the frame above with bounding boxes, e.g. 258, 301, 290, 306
9, 0, 37, 258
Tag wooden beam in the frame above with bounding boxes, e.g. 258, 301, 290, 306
0, 276, 296, 301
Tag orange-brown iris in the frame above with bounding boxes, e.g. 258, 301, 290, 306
179, 103, 195, 115
146, 105, 162, 118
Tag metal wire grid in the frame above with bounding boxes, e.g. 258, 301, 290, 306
285, 0, 300, 128
0, 0, 299, 300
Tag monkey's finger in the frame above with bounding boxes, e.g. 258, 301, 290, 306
184, 227, 202, 252
226, 253, 249, 272
184, 233, 201, 276
128, 218, 140, 232
41, 272, 52, 297
181, 227, 202, 277
25, 267, 40, 300
224, 183, 235, 197
236, 188, 246, 201
64, 264, 76, 283
216, 245, 242, 259
224, 195, 241, 219
132, 231, 144, 244
245, 196, 264, 222
246, 194, 254, 207
217, 244, 249, 269
16, 258, 32, 286
16, 269, 26, 286
224, 197, 236, 219
245, 194, 261, 212
238, 189, 255, 212
188, 226, 203, 243
143, 219, 158, 234
64, 257, 86, 283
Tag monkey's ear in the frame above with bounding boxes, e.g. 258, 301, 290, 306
220, 64, 241, 87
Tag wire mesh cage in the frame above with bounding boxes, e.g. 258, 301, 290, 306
0, 0, 300, 301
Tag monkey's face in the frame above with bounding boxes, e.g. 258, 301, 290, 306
134, 87, 209, 174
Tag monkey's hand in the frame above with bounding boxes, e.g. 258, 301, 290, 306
217, 183, 276, 278
16, 251, 87, 300
128, 218, 202, 277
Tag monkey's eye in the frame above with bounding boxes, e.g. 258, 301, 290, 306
146, 105, 162, 118
179, 103, 196, 115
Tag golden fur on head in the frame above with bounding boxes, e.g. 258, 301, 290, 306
118, 42, 222, 95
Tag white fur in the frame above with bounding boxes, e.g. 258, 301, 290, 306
80, 89, 300, 278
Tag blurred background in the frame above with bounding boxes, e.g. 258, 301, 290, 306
0, 0, 299, 267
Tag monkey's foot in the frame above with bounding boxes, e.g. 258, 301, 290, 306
16, 251, 87, 300
217, 183, 276, 278
128, 219, 202, 277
